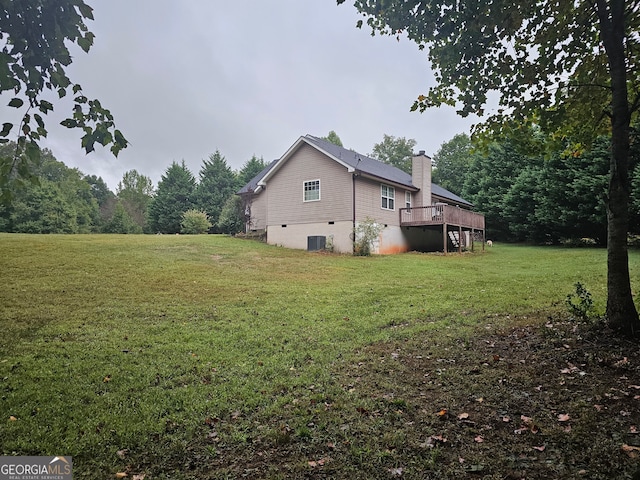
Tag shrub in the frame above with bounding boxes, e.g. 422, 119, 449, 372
180, 209, 212, 234
565, 282, 595, 322
354, 217, 384, 256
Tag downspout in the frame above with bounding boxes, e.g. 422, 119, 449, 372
352, 172, 357, 254
352, 159, 361, 254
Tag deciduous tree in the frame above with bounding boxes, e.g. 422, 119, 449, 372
321, 130, 344, 147
432, 133, 473, 195
340, 0, 640, 335
370, 134, 417, 174
117, 170, 153, 232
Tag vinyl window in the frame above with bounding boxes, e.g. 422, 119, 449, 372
304, 179, 320, 202
381, 184, 395, 210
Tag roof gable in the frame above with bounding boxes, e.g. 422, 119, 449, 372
237, 134, 473, 208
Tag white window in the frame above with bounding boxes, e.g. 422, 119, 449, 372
304, 179, 320, 202
381, 184, 395, 210
405, 191, 411, 209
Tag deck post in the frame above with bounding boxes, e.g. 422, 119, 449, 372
471, 228, 475, 252
458, 225, 462, 254
443, 223, 448, 254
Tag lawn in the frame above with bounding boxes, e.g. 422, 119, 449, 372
0, 234, 639, 479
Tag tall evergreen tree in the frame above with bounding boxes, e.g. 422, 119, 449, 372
193, 151, 236, 228
237, 155, 268, 188
462, 140, 530, 240
148, 161, 196, 234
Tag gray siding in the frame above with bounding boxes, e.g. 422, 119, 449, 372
354, 176, 411, 227
266, 144, 353, 225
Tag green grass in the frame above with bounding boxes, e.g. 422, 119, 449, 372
0, 234, 637, 478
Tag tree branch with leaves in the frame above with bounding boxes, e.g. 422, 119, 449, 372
338, 0, 640, 336
0, 0, 128, 203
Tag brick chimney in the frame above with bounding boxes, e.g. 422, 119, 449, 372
412, 150, 432, 207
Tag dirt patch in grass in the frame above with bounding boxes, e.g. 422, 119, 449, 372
129, 316, 640, 479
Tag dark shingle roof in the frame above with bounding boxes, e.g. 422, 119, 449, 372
304, 135, 416, 190
237, 134, 473, 208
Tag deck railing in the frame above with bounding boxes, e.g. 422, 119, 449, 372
400, 205, 485, 230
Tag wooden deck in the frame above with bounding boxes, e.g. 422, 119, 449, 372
400, 205, 485, 230
400, 205, 486, 253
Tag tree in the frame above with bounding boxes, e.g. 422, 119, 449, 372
237, 155, 268, 187
341, 0, 640, 335
9, 179, 79, 233
217, 195, 245, 235
0, 0, 127, 204
432, 133, 473, 195
370, 134, 416, 173
147, 161, 196, 234
462, 140, 530, 240
102, 200, 139, 234
117, 170, 153, 232
321, 130, 344, 147
193, 151, 236, 228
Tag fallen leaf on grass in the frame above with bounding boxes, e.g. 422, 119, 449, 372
115, 473, 127, 479
437, 408, 448, 417
622, 444, 640, 458
132, 475, 145, 480
9, 416, 17, 421
474, 435, 484, 443
630, 426, 638, 434
116, 449, 129, 459
533, 445, 546, 452
558, 413, 571, 422
308, 457, 331, 467
388, 467, 403, 477
521, 415, 533, 424
502, 415, 511, 423
423, 435, 448, 448
615, 357, 629, 367
458, 412, 469, 420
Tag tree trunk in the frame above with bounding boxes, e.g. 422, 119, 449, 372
597, 0, 639, 337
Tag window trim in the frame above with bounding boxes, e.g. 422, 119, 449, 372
381, 184, 395, 211
303, 179, 321, 202
405, 191, 411, 209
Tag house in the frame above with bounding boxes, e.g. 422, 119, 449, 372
237, 134, 485, 254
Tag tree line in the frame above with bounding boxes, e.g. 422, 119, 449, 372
432, 126, 640, 245
0, 142, 267, 235
4, 127, 637, 245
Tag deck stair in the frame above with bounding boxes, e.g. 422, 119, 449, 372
448, 231, 461, 248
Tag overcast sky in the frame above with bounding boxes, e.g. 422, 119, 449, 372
6, 1, 482, 191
